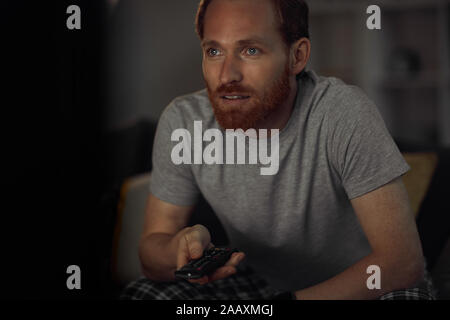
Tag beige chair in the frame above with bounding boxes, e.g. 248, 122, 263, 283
402, 152, 439, 218
111, 172, 151, 286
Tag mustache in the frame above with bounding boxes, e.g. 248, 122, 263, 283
215, 83, 253, 96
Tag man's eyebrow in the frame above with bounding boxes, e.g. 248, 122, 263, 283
201, 40, 220, 48
236, 38, 269, 47
201, 37, 269, 48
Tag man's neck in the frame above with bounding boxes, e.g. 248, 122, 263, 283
253, 79, 298, 138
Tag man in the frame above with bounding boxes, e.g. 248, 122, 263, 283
121, 0, 435, 299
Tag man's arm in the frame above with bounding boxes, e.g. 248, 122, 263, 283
294, 176, 425, 300
138, 193, 197, 282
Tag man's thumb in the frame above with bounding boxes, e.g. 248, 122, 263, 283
188, 241, 204, 259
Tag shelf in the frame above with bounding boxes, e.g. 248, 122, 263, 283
308, 0, 450, 147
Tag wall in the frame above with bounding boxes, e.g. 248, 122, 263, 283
106, 0, 204, 130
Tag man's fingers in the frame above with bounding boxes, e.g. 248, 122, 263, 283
186, 252, 245, 284
224, 252, 245, 267
207, 252, 244, 282
208, 266, 236, 282
189, 276, 209, 285
176, 239, 190, 270
207, 253, 245, 282
176, 226, 241, 285
176, 226, 213, 271
176, 231, 203, 269
185, 225, 212, 259
187, 240, 204, 259
191, 224, 211, 248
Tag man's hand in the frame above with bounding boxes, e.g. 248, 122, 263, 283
176, 224, 245, 285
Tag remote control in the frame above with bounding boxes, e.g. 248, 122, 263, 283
175, 247, 239, 280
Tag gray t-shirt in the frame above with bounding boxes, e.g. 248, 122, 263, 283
149, 70, 410, 291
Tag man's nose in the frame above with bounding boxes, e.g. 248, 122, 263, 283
219, 55, 243, 85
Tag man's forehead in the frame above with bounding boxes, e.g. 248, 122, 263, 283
202, 0, 280, 46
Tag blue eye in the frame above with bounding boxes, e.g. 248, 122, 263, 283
207, 48, 220, 57
246, 48, 259, 55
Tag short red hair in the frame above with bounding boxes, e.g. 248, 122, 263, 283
195, 0, 310, 47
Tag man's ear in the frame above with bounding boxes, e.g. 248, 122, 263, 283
289, 38, 311, 75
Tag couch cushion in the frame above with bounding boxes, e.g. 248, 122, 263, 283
112, 173, 150, 286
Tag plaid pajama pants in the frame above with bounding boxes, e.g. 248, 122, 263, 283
119, 266, 437, 300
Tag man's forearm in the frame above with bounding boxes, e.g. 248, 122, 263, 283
294, 252, 424, 300
139, 232, 181, 282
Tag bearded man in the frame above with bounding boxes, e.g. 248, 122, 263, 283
120, 0, 435, 300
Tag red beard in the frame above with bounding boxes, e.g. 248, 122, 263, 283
206, 64, 291, 131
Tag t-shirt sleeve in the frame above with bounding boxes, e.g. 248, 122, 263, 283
326, 85, 410, 200
149, 101, 200, 206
